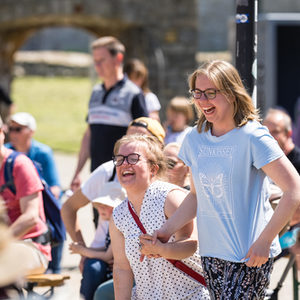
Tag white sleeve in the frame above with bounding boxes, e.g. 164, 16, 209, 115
145, 92, 161, 112
81, 160, 116, 201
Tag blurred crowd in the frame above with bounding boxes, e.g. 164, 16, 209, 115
1, 36, 300, 300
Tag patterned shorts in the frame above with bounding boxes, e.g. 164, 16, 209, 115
201, 256, 274, 300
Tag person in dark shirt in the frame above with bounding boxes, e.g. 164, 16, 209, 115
70, 36, 148, 192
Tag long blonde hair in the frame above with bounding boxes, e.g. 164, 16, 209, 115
113, 134, 167, 179
188, 60, 260, 133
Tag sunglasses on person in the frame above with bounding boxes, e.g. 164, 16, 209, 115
8, 126, 25, 133
113, 153, 141, 167
166, 159, 178, 169
189, 88, 221, 100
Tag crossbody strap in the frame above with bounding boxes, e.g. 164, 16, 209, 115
127, 201, 206, 287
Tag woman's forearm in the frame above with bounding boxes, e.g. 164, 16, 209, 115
159, 239, 198, 260
260, 190, 300, 244
164, 192, 197, 237
113, 267, 133, 300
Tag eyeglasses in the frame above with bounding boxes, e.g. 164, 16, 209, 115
8, 126, 24, 133
189, 88, 220, 100
166, 159, 178, 169
113, 153, 141, 167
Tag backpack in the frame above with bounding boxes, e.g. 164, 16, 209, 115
0, 151, 66, 246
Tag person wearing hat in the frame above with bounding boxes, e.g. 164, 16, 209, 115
68, 182, 126, 300
61, 117, 165, 297
6, 112, 61, 199
5, 112, 63, 274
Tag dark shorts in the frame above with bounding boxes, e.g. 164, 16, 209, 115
201, 256, 274, 300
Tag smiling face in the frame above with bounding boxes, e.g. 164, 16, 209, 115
194, 74, 236, 136
115, 142, 153, 193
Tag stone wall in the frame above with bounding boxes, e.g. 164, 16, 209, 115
0, 0, 200, 110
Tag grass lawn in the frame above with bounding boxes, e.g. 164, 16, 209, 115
11, 76, 92, 153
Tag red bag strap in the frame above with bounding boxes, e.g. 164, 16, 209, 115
127, 201, 206, 287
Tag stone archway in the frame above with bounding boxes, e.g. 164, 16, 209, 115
0, 0, 199, 105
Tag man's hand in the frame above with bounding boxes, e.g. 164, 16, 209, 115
70, 175, 81, 192
69, 242, 84, 255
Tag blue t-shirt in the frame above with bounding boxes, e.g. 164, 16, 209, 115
179, 120, 283, 262
5, 139, 61, 188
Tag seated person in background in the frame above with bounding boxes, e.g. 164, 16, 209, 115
0, 116, 51, 276
164, 96, 194, 145
124, 58, 161, 122
5, 112, 63, 274
163, 142, 190, 190
69, 182, 126, 300
5, 112, 61, 199
61, 117, 165, 286
263, 108, 300, 269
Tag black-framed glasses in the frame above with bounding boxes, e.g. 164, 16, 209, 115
189, 88, 220, 100
113, 153, 141, 167
8, 126, 24, 133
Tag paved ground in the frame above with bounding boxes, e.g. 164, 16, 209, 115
32, 152, 298, 299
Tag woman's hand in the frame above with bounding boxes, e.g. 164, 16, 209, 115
243, 237, 271, 267
139, 234, 162, 261
152, 226, 172, 245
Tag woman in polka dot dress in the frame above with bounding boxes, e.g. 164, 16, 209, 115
110, 134, 210, 300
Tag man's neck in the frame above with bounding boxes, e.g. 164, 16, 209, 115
103, 71, 124, 90
14, 140, 31, 153
284, 140, 295, 156
0, 145, 6, 160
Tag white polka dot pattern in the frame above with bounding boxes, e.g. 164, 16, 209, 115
113, 180, 210, 299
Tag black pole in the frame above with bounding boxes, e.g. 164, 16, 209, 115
235, 0, 258, 104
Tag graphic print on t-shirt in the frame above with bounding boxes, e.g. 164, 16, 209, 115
197, 145, 234, 219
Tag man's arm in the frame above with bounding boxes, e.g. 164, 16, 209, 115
61, 188, 90, 245
70, 127, 91, 191
9, 192, 41, 238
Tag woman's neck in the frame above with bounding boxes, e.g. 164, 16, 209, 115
126, 180, 155, 215
211, 122, 236, 137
